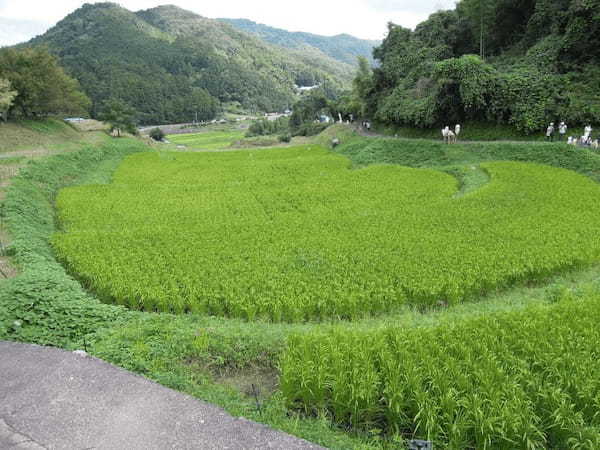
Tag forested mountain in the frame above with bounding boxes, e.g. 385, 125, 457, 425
355, 0, 600, 133
220, 18, 379, 66
26, 3, 351, 125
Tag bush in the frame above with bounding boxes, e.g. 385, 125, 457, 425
149, 128, 165, 142
246, 117, 289, 137
278, 133, 292, 143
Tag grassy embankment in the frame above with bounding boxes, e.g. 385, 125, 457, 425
3, 123, 600, 448
373, 120, 591, 142
0, 119, 112, 278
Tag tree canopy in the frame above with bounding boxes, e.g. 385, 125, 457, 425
0, 47, 90, 120
99, 99, 137, 137
353, 0, 600, 133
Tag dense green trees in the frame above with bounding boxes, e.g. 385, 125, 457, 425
0, 47, 90, 120
220, 18, 379, 67
99, 99, 137, 137
355, 0, 600, 133
0, 78, 17, 122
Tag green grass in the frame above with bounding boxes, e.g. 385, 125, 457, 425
0, 119, 86, 153
0, 157, 26, 165
167, 130, 245, 150
334, 131, 600, 183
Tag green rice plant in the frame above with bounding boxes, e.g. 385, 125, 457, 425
167, 130, 245, 150
280, 295, 600, 448
52, 145, 600, 321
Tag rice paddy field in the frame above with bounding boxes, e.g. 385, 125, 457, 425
167, 130, 245, 150
45, 127, 600, 448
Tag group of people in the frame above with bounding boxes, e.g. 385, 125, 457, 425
442, 124, 461, 144
546, 122, 599, 148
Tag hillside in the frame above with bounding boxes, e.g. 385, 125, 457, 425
26, 3, 352, 125
220, 18, 379, 66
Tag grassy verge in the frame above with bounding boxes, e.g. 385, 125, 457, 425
327, 125, 600, 182
0, 119, 101, 153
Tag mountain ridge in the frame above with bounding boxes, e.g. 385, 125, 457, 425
220, 17, 378, 66
25, 2, 353, 124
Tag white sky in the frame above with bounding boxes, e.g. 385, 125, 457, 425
0, 0, 457, 46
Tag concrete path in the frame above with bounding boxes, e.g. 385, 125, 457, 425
0, 342, 323, 450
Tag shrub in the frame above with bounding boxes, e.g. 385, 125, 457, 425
246, 117, 289, 137
149, 127, 165, 142
278, 133, 292, 143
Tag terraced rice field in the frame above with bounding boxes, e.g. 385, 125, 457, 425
167, 130, 245, 150
53, 146, 600, 321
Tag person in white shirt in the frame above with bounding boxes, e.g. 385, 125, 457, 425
455, 124, 461, 140
584, 124, 592, 139
442, 126, 449, 143
558, 121, 567, 140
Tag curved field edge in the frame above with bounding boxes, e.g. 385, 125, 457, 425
51, 146, 600, 321
0, 140, 383, 449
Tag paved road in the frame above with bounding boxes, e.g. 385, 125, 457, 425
0, 341, 323, 450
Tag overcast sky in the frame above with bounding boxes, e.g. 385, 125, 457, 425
0, 0, 457, 46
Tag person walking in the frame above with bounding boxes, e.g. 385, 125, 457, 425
455, 124, 461, 141
558, 121, 567, 140
584, 124, 593, 140
546, 122, 555, 142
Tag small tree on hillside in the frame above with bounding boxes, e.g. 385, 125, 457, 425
0, 78, 17, 122
99, 99, 137, 137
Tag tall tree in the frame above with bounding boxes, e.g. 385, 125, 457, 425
352, 57, 375, 118
0, 78, 17, 122
459, 0, 497, 59
99, 99, 137, 137
0, 47, 90, 118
